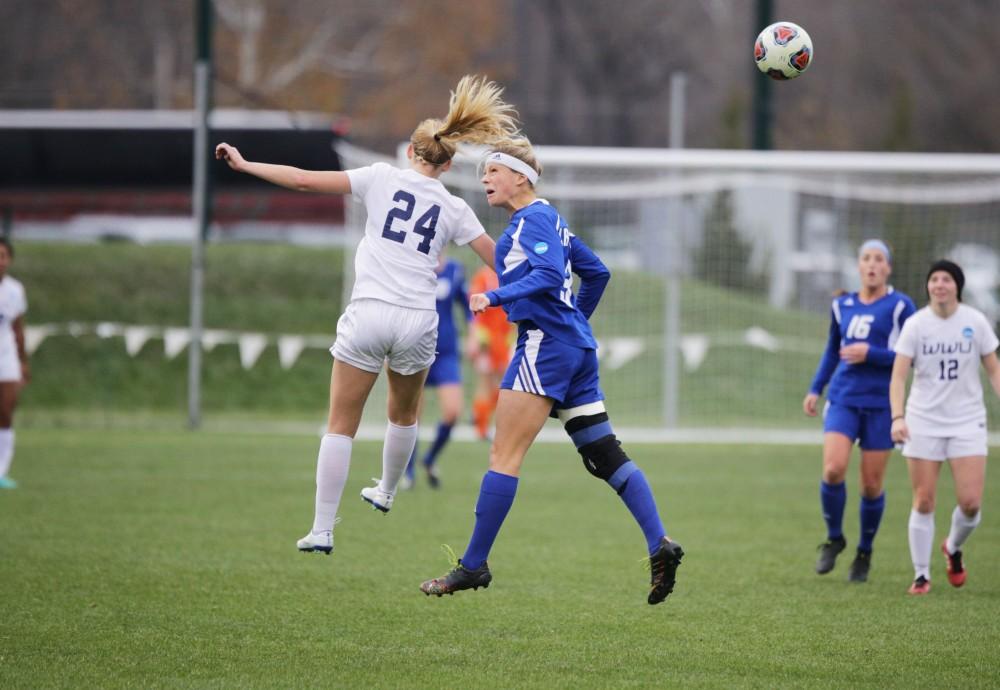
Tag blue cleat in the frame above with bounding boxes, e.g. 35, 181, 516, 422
0, 476, 17, 489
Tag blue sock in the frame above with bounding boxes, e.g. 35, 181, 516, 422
461, 471, 518, 570
820, 481, 847, 540
422, 421, 454, 469
611, 463, 666, 554
858, 492, 885, 552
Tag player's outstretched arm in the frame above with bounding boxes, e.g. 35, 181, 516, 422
469, 293, 491, 315
468, 234, 496, 267
484, 218, 564, 307
215, 143, 351, 194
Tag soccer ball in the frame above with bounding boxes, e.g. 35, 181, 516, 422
754, 21, 813, 80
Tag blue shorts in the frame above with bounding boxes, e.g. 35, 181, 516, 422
823, 402, 894, 450
501, 328, 604, 409
425, 352, 461, 387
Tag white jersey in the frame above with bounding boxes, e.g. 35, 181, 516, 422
893, 304, 999, 436
346, 162, 485, 310
0, 276, 26, 357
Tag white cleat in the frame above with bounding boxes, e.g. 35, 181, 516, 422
361, 479, 395, 513
297, 530, 333, 555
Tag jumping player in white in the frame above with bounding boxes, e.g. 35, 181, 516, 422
216, 75, 518, 555
0, 238, 28, 490
890, 260, 1000, 594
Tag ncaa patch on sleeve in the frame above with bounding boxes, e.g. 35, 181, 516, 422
533, 241, 549, 255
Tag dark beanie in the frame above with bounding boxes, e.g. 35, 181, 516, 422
926, 259, 965, 301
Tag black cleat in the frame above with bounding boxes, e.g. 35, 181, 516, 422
848, 549, 872, 582
647, 538, 684, 605
420, 560, 492, 597
908, 575, 931, 595
815, 536, 847, 574
426, 465, 441, 490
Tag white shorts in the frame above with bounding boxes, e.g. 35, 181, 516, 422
902, 430, 988, 461
330, 299, 438, 375
0, 350, 20, 382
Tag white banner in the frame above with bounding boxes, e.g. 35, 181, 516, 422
25, 325, 56, 355
278, 336, 307, 369
744, 326, 780, 353
680, 334, 710, 372
95, 322, 123, 338
203, 329, 236, 352
597, 337, 645, 371
124, 326, 156, 356
238, 333, 268, 370
163, 328, 190, 359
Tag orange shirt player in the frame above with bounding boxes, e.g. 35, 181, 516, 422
466, 266, 512, 439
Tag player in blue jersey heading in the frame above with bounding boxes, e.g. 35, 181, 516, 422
803, 239, 916, 582
419, 136, 683, 605
402, 255, 472, 489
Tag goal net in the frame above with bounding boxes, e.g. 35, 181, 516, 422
337, 142, 1000, 440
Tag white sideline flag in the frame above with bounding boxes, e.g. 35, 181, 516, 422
238, 333, 268, 369
278, 336, 306, 369
124, 326, 156, 356
163, 328, 190, 359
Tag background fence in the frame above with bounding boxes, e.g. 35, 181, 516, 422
13, 142, 1000, 438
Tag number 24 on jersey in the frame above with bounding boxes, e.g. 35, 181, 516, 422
381, 190, 439, 254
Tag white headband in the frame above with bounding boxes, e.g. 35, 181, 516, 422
859, 239, 891, 264
485, 151, 539, 185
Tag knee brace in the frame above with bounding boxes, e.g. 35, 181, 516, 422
578, 434, 628, 481
565, 411, 638, 491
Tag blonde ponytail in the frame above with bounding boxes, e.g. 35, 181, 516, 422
411, 75, 520, 166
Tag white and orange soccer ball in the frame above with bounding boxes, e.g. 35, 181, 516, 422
754, 21, 813, 80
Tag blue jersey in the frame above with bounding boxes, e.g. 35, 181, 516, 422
486, 200, 610, 349
809, 288, 916, 408
434, 259, 471, 357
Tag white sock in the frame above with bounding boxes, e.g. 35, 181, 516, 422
312, 434, 353, 535
945, 506, 981, 554
0, 429, 13, 478
379, 420, 418, 494
908, 509, 934, 580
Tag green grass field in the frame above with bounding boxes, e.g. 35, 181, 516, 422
3, 429, 999, 688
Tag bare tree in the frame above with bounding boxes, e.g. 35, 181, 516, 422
2, 0, 999, 152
